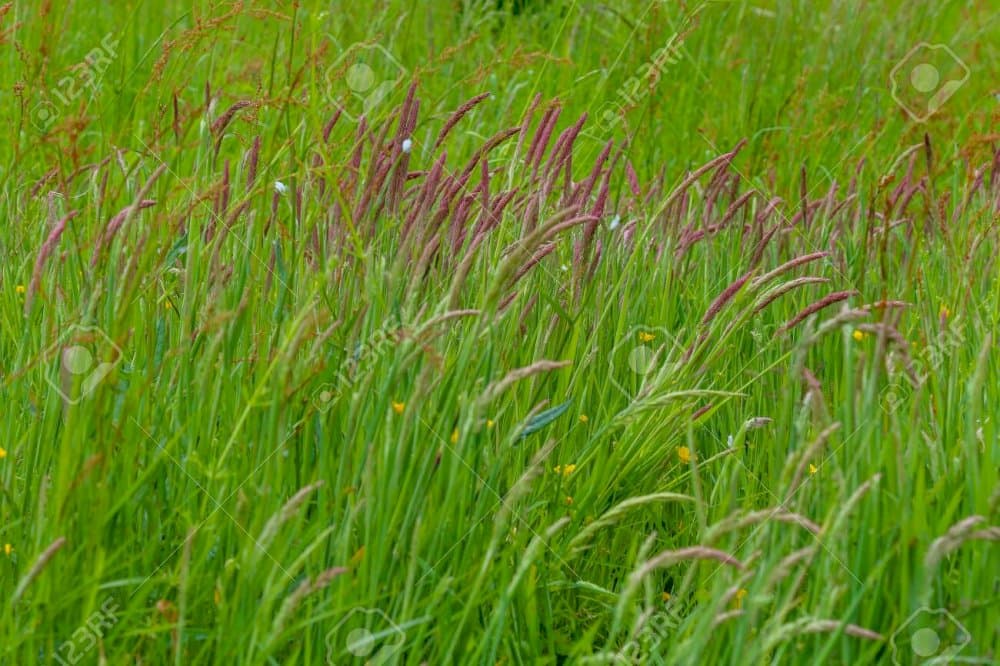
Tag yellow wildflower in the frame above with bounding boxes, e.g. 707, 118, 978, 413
450, 429, 459, 444
0, 447, 6, 459
579, 414, 589, 423
809, 463, 818, 475
486, 419, 495, 429
677, 446, 691, 463
553, 464, 577, 477
564, 496, 574, 506
852, 330, 865, 342
661, 591, 671, 602
638, 331, 655, 343
3, 544, 11, 556
391, 401, 405, 415
15, 285, 25, 295
734, 588, 748, 609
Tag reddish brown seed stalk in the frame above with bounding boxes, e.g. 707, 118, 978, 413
752, 251, 829, 288
777, 290, 858, 334
460, 126, 520, 181
211, 100, 252, 154
662, 139, 747, 212
753, 277, 831, 314
25, 210, 79, 314
526, 104, 561, 167
322, 110, 342, 143
701, 271, 754, 326
433, 92, 491, 150
246, 135, 261, 189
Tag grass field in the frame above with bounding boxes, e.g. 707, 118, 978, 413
1, 1, 998, 663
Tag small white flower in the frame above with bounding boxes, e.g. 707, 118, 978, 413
726, 434, 734, 448
401, 138, 412, 153
274, 181, 287, 195
560, 264, 569, 272
609, 215, 621, 230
